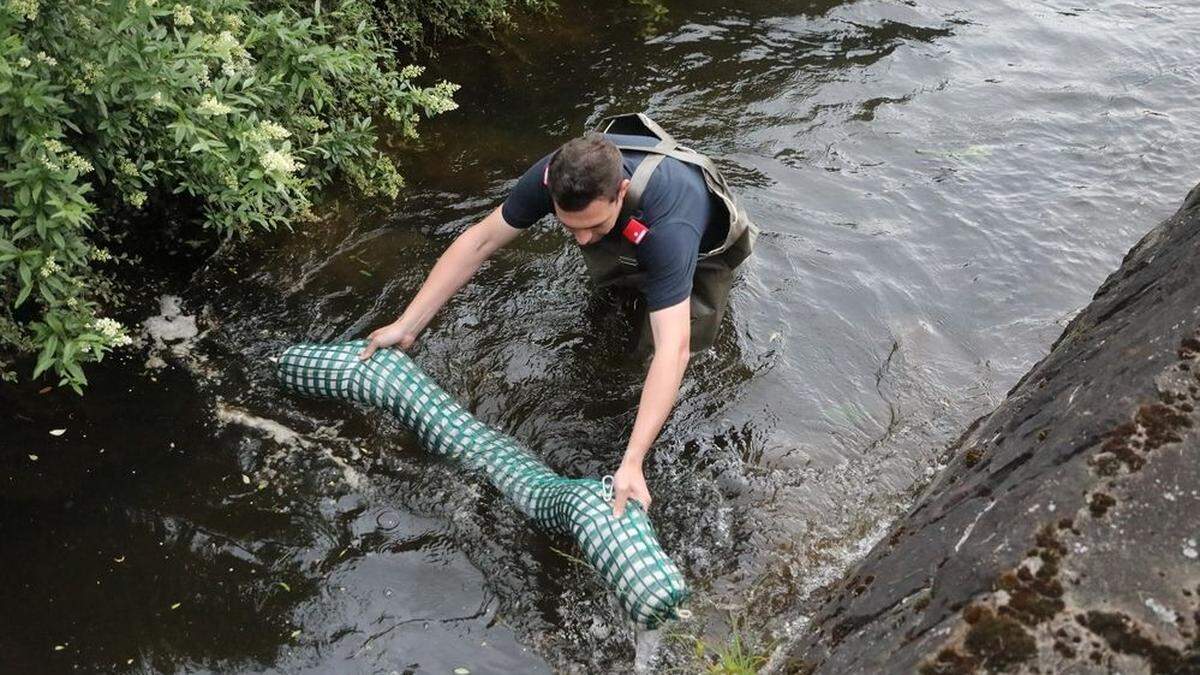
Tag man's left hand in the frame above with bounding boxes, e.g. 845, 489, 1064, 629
612, 461, 652, 518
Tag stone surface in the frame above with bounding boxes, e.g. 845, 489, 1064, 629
781, 183, 1200, 674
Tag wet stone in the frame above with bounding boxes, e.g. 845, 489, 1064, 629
779, 184, 1200, 673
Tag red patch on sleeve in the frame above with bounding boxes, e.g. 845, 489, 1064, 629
622, 218, 649, 245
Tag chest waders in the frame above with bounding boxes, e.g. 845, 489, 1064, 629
582, 113, 758, 353
276, 341, 690, 627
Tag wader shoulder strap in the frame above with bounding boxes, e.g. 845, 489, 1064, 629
619, 152, 666, 224
609, 142, 730, 198
612, 115, 676, 224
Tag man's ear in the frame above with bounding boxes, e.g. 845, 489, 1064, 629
616, 178, 631, 203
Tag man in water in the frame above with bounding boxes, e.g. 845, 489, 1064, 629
359, 114, 755, 518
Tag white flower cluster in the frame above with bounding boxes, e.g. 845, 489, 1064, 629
150, 91, 164, 106
92, 318, 133, 347
39, 255, 61, 278
65, 154, 93, 174
207, 30, 253, 78
399, 64, 425, 79
35, 51, 56, 67
420, 81, 460, 115
209, 30, 240, 56
259, 121, 290, 140
10, 0, 39, 21
117, 157, 139, 178
70, 9, 95, 31
71, 61, 104, 94
89, 248, 112, 262
17, 56, 31, 69
126, 190, 147, 208
173, 4, 194, 26
243, 120, 291, 146
222, 13, 243, 32
197, 94, 232, 116
259, 149, 303, 175
297, 115, 327, 132
38, 138, 92, 174
212, 29, 238, 51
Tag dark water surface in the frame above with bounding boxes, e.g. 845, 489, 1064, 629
4, 0, 1199, 672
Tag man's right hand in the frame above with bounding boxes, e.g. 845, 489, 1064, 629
358, 321, 417, 361
355, 205, 522, 363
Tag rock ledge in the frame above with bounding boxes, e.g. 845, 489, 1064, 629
782, 183, 1200, 674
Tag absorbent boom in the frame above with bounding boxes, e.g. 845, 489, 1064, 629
276, 340, 689, 627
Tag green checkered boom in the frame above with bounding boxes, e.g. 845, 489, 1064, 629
276, 340, 689, 627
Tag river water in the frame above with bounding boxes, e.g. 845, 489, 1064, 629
3, 0, 1198, 672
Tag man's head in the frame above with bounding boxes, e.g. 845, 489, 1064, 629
547, 133, 630, 246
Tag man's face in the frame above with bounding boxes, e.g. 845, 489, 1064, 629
554, 179, 630, 246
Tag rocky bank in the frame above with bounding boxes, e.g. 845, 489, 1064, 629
780, 183, 1200, 673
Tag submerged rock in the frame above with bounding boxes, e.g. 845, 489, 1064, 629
779, 183, 1200, 673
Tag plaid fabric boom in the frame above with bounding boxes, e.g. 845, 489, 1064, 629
276, 340, 689, 627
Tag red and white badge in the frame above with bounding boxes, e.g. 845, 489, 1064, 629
622, 218, 649, 245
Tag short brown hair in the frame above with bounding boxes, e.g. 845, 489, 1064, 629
547, 133, 623, 212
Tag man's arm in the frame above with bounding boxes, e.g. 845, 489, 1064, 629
359, 205, 522, 359
612, 298, 691, 517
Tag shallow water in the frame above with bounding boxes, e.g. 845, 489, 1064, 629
4, 0, 1199, 671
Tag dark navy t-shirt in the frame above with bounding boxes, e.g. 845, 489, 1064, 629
500, 133, 725, 311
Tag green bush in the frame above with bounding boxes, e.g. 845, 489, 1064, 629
371, 0, 553, 49
0, 0, 461, 391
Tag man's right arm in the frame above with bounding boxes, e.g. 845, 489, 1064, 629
359, 205, 522, 360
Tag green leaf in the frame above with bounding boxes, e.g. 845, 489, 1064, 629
32, 340, 57, 379
65, 360, 86, 385
62, 340, 78, 364
14, 284, 32, 308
